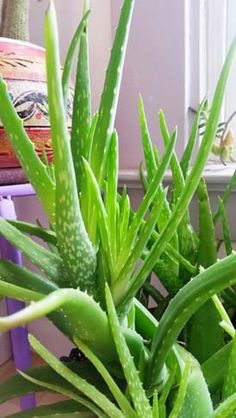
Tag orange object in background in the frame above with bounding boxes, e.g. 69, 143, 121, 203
0, 38, 72, 168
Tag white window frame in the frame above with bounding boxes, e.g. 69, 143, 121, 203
189, 0, 236, 187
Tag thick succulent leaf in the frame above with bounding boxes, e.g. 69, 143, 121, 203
148, 252, 236, 390
62, 9, 90, 102
169, 358, 191, 418
121, 34, 236, 309
5, 400, 92, 418
0, 218, 63, 284
149, 229, 196, 275
0, 286, 143, 364
178, 360, 213, 418
180, 99, 207, 178
139, 161, 149, 192
213, 169, 236, 224
158, 364, 176, 417
188, 178, 224, 363
0, 277, 78, 339
152, 392, 159, 418
8, 219, 57, 245
138, 95, 157, 180
0, 279, 43, 303
113, 192, 166, 304
90, 0, 135, 184
0, 259, 58, 295
202, 342, 232, 394
158, 110, 197, 285
19, 370, 106, 418
74, 338, 136, 418
106, 132, 118, 263
223, 334, 236, 401
0, 367, 70, 405
212, 392, 236, 418
80, 113, 99, 241
0, 361, 117, 407
158, 111, 184, 203
71, 6, 91, 191
115, 130, 176, 278
0, 80, 55, 224
119, 191, 131, 246
219, 198, 233, 255
139, 101, 179, 264
82, 158, 112, 273
28, 335, 124, 418
105, 284, 152, 418
134, 298, 158, 340
45, 1, 96, 291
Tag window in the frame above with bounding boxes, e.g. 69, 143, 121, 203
196, 0, 236, 165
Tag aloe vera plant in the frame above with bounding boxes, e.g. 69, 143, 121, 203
1, 1, 236, 417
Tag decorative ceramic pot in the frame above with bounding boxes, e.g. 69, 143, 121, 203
0, 38, 72, 169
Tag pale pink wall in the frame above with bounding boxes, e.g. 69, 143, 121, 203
112, 0, 189, 169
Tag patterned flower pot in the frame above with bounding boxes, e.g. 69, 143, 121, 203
0, 38, 72, 169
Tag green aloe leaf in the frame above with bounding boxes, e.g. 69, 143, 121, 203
152, 391, 159, 418
119, 190, 131, 245
0, 79, 55, 224
0, 218, 63, 284
138, 101, 179, 259
80, 112, 99, 240
0, 279, 42, 304
115, 130, 176, 279
113, 191, 166, 304
219, 198, 233, 255
82, 158, 112, 273
62, 9, 90, 103
158, 111, 184, 204
222, 334, 236, 401
90, 0, 135, 184
7, 219, 56, 245
169, 358, 191, 418
106, 132, 119, 263
203, 348, 227, 399
176, 352, 213, 418
187, 178, 224, 363
0, 360, 117, 407
148, 252, 236, 390
180, 99, 207, 178
149, 229, 197, 276
105, 284, 152, 418
71, 4, 91, 191
28, 334, 124, 418
121, 33, 236, 309
74, 338, 136, 418
0, 285, 143, 364
212, 392, 236, 418
0, 259, 58, 295
159, 110, 197, 286
158, 364, 176, 418
213, 169, 236, 224
18, 370, 106, 418
45, 0, 96, 291
138, 95, 157, 181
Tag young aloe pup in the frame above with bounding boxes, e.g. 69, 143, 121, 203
0, 0, 236, 416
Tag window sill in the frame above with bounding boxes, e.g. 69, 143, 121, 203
119, 163, 236, 192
